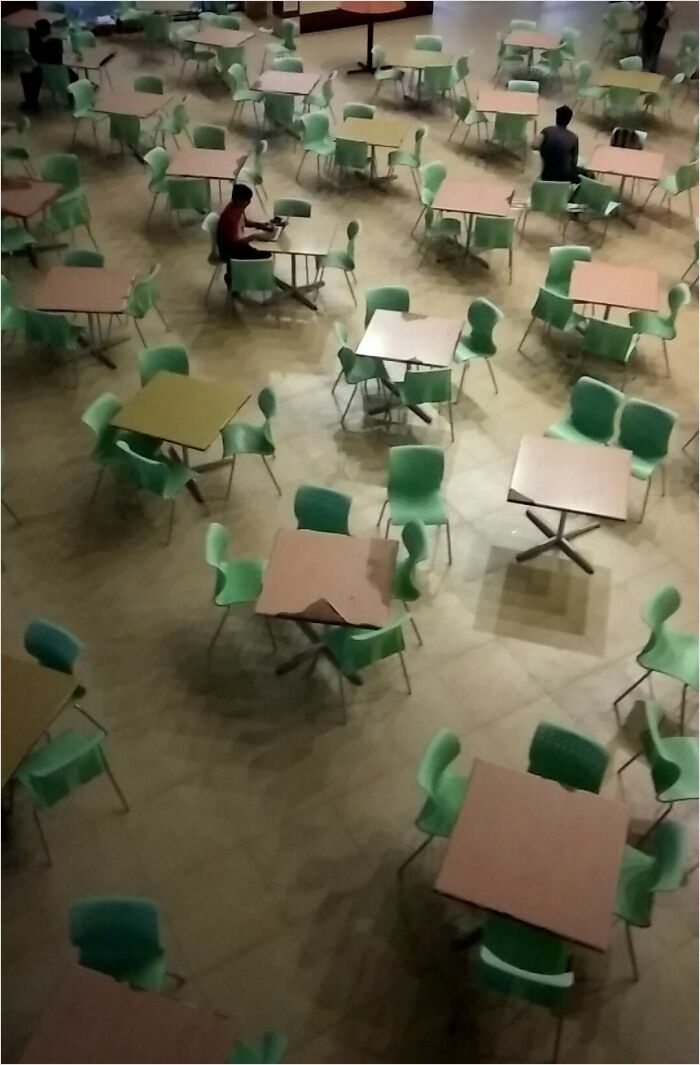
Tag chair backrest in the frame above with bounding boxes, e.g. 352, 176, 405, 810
394, 520, 428, 603
205, 521, 231, 598
272, 197, 311, 219
334, 138, 368, 170
256, 386, 277, 450
276, 18, 296, 49
493, 112, 529, 142
226, 1031, 287, 1065
202, 210, 220, 261
619, 54, 643, 70
666, 281, 691, 327
424, 65, 453, 91
294, 484, 351, 535
371, 44, 386, 70
581, 317, 637, 364
529, 179, 572, 213
510, 18, 537, 29
463, 296, 504, 355
343, 102, 375, 119
138, 345, 190, 386
62, 247, 104, 267
24, 618, 82, 675
109, 113, 141, 148
229, 257, 276, 296
675, 161, 699, 192
24, 308, 75, 347
414, 34, 442, 51
70, 29, 96, 49
574, 60, 592, 89
69, 896, 162, 973
642, 700, 684, 795
241, 139, 267, 181
40, 63, 70, 94
343, 219, 360, 263
527, 721, 610, 793
388, 444, 444, 500
144, 146, 170, 191
568, 376, 623, 442
544, 244, 591, 293
263, 92, 296, 130
214, 14, 240, 29
618, 398, 676, 461
400, 368, 452, 405
472, 215, 515, 250
507, 79, 539, 92
133, 74, 163, 94
299, 109, 329, 148
39, 152, 81, 192
477, 915, 573, 1010
420, 160, 446, 195
143, 12, 170, 43
68, 78, 95, 117
454, 54, 470, 79
273, 56, 303, 72
46, 190, 90, 239
606, 86, 642, 113
193, 123, 226, 149
126, 265, 162, 319
365, 285, 410, 325
417, 728, 461, 797
116, 440, 176, 497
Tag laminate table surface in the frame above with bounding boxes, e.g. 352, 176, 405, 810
509, 435, 630, 521
255, 70, 321, 96
182, 27, 254, 49
168, 147, 248, 181
477, 88, 540, 116
570, 260, 660, 313
356, 310, 463, 368
93, 90, 172, 118
589, 145, 665, 182
33, 266, 134, 315
504, 29, 561, 50
335, 115, 413, 148
432, 177, 514, 216
1, 178, 62, 220
596, 67, 664, 93
383, 47, 455, 70
2, 655, 76, 787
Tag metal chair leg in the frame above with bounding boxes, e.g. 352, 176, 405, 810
166, 970, 187, 990
486, 358, 498, 394
397, 834, 432, 876
398, 651, 412, 694
623, 923, 640, 981
617, 747, 644, 775
263, 616, 277, 653
639, 478, 652, 522
331, 369, 343, 396
552, 1009, 565, 1063
33, 807, 52, 865
2, 498, 21, 524
340, 386, 358, 427
103, 758, 130, 812
226, 454, 236, 498
639, 802, 673, 843
154, 304, 170, 330
405, 606, 423, 646
445, 520, 453, 565
680, 684, 688, 734
613, 670, 651, 723
208, 608, 230, 654
517, 317, 535, 353
377, 499, 387, 528
134, 319, 146, 345
261, 455, 282, 496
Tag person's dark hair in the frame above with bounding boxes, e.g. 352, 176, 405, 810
34, 18, 52, 36
231, 183, 253, 204
555, 105, 573, 127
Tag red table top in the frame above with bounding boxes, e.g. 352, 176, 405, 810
339, 1, 406, 14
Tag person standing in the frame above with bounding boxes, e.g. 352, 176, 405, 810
20, 18, 76, 112
638, 2, 673, 72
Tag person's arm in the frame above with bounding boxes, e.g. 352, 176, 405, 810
571, 133, 579, 169
532, 130, 544, 151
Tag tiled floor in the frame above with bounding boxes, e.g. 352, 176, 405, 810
2, 2, 698, 1062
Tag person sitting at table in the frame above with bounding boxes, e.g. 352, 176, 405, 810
217, 183, 276, 289
20, 18, 77, 113
533, 105, 591, 185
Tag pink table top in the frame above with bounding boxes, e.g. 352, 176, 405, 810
168, 147, 247, 180
93, 90, 171, 118
182, 27, 254, 48
255, 70, 321, 96
433, 177, 514, 216
3, 9, 63, 28
34, 266, 135, 315
477, 88, 540, 116
357, 310, 463, 368
339, 1, 406, 13
1, 177, 62, 220
505, 29, 561, 50
570, 260, 660, 313
590, 145, 665, 182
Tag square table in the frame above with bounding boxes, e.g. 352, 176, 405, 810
476, 88, 540, 117
433, 177, 514, 256
3, 9, 64, 28
596, 67, 664, 94
168, 148, 247, 181
19, 967, 235, 1064
589, 144, 665, 206
2, 655, 76, 787
435, 759, 629, 951
34, 266, 135, 368
508, 435, 630, 573
1, 177, 63, 221
504, 29, 561, 51
357, 309, 462, 369
251, 220, 336, 310
182, 27, 254, 49
569, 260, 659, 317
93, 90, 172, 119
383, 48, 455, 107
335, 116, 412, 150
111, 371, 249, 468
255, 70, 321, 98
64, 47, 117, 88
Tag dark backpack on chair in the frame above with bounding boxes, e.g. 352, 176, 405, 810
610, 127, 643, 149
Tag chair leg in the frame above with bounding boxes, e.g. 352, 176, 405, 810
485, 358, 498, 394
261, 455, 282, 496
397, 834, 432, 876
613, 670, 651, 723
208, 607, 231, 654
165, 970, 187, 991
410, 206, 426, 238
225, 453, 237, 498
680, 684, 688, 734
405, 606, 423, 646
295, 151, 307, 180
154, 304, 170, 330
617, 747, 643, 775
344, 269, 357, 306
263, 616, 277, 653
662, 338, 671, 377
447, 399, 455, 442
517, 317, 535, 353
33, 807, 52, 865
103, 757, 130, 812
623, 923, 640, 982
398, 651, 412, 694
445, 520, 453, 565
552, 1010, 565, 1064
2, 498, 21, 525
331, 369, 343, 396
340, 385, 358, 427
377, 499, 387, 528
639, 802, 674, 844
134, 319, 146, 345
639, 477, 652, 522
205, 264, 221, 305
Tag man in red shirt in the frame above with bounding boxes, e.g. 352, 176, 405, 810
217, 184, 273, 288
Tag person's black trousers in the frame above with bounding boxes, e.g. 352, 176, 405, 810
641, 28, 666, 72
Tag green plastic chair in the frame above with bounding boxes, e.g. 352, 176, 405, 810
617, 700, 699, 836
133, 74, 163, 94
579, 317, 638, 387
616, 399, 677, 520
396, 369, 454, 441
138, 344, 190, 386
24, 618, 81, 681
1, 274, 24, 338
543, 244, 591, 296
1, 115, 34, 178
296, 111, 335, 181
331, 320, 388, 425
333, 138, 369, 183
364, 284, 410, 325
166, 177, 211, 220
474, 916, 574, 1064
294, 484, 351, 535
604, 86, 641, 125
448, 96, 488, 145
226, 1032, 286, 1064
644, 72, 687, 123
143, 146, 171, 224
491, 112, 529, 167
126, 265, 169, 345
568, 177, 620, 242
560, 27, 579, 75
155, 98, 192, 149
378, 445, 452, 563
388, 126, 427, 196
264, 18, 296, 67
1, 217, 35, 261
173, 28, 215, 82
316, 220, 360, 305
509, 18, 537, 29
228, 258, 278, 307
629, 283, 691, 377
322, 616, 411, 715
39, 152, 82, 193
399, 728, 466, 873
422, 64, 453, 103
418, 207, 462, 266
238, 139, 268, 208
528, 721, 609, 793
545, 377, 623, 446
23, 309, 87, 363
411, 160, 446, 237
494, 30, 529, 83
143, 12, 170, 47
108, 113, 142, 154
262, 93, 296, 135
1, 25, 29, 60
215, 45, 245, 82
645, 162, 699, 217
205, 522, 269, 654
115, 440, 196, 546
454, 296, 503, 399
343, 102, 375, 119
572, 61, 607, 113
681, 219, 699, 284
213, 14, 240, 30
614, 589, 699, 730
220, 387, 280, 497
16, 724, 128, 864
392, 520, 427, 645
447, 54, 471, 99
370, 45, 404, 102
227, 63, 263, 127
70, 29, 96, 50
507, 78, 539, 92
618, 54, 643, 70
69, 895, 182, 991
192, 123, 226, 151
40, 63, 70, 108
520, 180, 572, 237
82, 392, 159, 506
62, 247, 105, 267
273, 56, 304, 73
614, 820, 686, 981
202, 211, 224, 301
414, 34, 442, 51
67, 80, 105, 148
470, 216, 515, 283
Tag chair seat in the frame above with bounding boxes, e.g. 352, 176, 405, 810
376, 68, 404, 81
659, 174, 680, 194
16, 728, 104, 807
614, 844, 655, 926
629, 452, 663, 482
309, 138, 335, 156
234, 89, 263, 103
415, 772, 467, 837
464, 109, 487, 126
220, 421, 270, 457
214, 557, 265, 607
85, 950, 166, 991
389, 491, 447, 528
454, 338, 493, 364
628, 311, 674, 339
388, 149, 419, 168
427, 218, 462, 241
640, 632, 699, 690
193, 48, 216, 61
545, 418, 607, 446
656, 736, 699, 802
322, 249, 353, 271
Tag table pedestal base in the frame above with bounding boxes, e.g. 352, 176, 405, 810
516, 509, 599, 574
274, 619, 362, 684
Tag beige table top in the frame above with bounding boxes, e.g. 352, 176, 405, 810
93, 90, 171, 118
252, 220, 337, 257
435, 759, 629, 951
384, 47, 455, 69
1, 177, 63, 220
34, 266, 134, 315
505, 29, 561, 50
255, 70, 321, 96
477, 88, 540, 116
589, 145, 665, 182
111, 372, 249, 452
569, 260, 659, 313
182, 27, 254, 48
596, 67, 664, 93
256, 528, 397, 627
3, 9, 64, 28
509, 435, 630, 521
168, 147, 247, 181
19, 967, 235, 1064
433, 177, 514, 216
2, 655, 76, 787
335, 115, 412, 148
64, 47, 117, 70
357, 310, 463, 368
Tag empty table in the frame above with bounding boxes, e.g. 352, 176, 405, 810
252, 221, 336, 310
383, 47, 455, 105
2, 9, 63, 28
64, 47, 117, 87
433, 177, 514, 257
168, 147, 247, 202
2, 177, 62, 221
335, 115, 413, 182
589, 145, 665, 207
34, 265, 135, 368
255, 70, 321, 98
2, 655, 76, 787
19, 967, 235, 1063
182, 27, 254, 49
93, 90, 172, 119
508, 435, 630, 574
477, 88, 540, 117
569, 260, 659, 318
504, 29, 561, 51
340, 1, 406, 74
596, 67, 664, 94
435, 759, 629, 951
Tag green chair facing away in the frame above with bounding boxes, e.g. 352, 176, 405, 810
220, 386, 281, 497
40, 63, 70, 108
1, 274, 24, 339
69, 895, 183, 991
154, 98, 192, 149
202, 211, 224, 301
226, 1032, 286, 1064
166, 176, 211, 220
331, 320, 388, 426
517, 288, 577, 353
273, 198, 312, 220
264, 18, 296, 67
40, 189, 97, 249
411, 160, 447, 237
228, 258, 278, 308
227, 63, 262, 129
614, 820, 686, 981
579, 317, 638, 388
604, 86, 642, 125
263, 92, 296, 135
143, 12, 170, 47
399, 728, 467, 874
645, 161, 698, 217
108, 114, 142, 154
545, 377, 623, 446
343, 102, 375, 119
528, 721, 610, 793
143, 146, 170, 224
138, 344, 190, 385
543, 244, 592, 297
618, 54, 643, 70
364, 284, 410, 326
629, 282, 691, 376
470, 215, 515, 283
568, 176, 620, 243
172, 27, 216, 83
333, 137, 370, 183
617, 700, 699, 837
616, 398, 676, 520
1, 115, 34, 177
448, 54, 471, 98
62, 247, 104, 267
613, 587, 699, 730
273, 56, 303, 73
296, 111, 335, 181
520, 180, 572, 238
193, 123, 226, 149
133, 74, 163, 94
454, 296, 504, 399
572, 60, 607, 113
82, 392, 156, 506
205, 522, 270, 654
238, 139, 268, 208
474, 916, 574, 1064
392, 520, 428, 645
490, 111, 530, 167
507, 78, 539, 92
388, 125, 427, 196
115, 440, 197, 546
39, 152, 82, 193
315, 220, 360, 305
294, 483, 351, 535
370, 45, 404, 102
23, 309, 87, 365
321, 616, 411, 716
126, 265, 169, 345
418, 207, 462, 265
532, 46, 565, 89
16, 723, 128, 864
396, 369, 454, 441
414, 33, 442, 51
2, 218, 36, 263
306, 70, 337, 117
215, 45, 246, 83
378, 445, 452, 563
448, 96, 488, 145
68, 80, 105, 147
